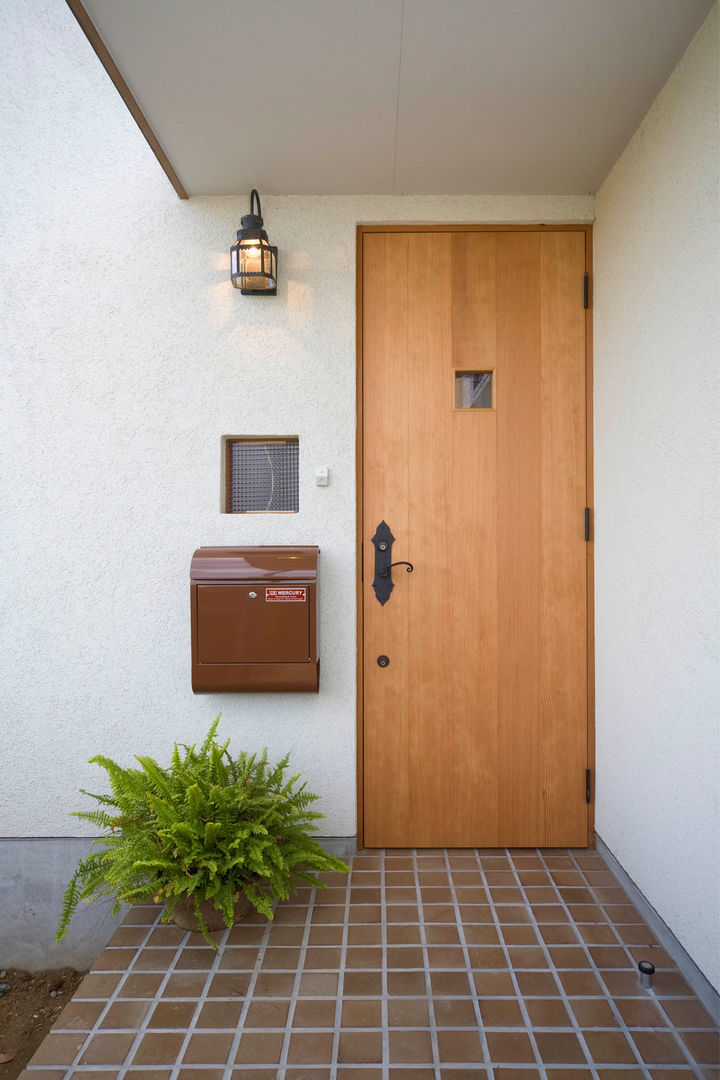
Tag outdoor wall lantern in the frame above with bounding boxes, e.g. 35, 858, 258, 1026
230, 189, 277, 295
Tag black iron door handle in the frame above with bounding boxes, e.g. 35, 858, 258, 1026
371, 521, 413, 605
378, 561, 414, 578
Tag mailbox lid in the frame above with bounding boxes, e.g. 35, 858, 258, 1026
190, 546, 318, 583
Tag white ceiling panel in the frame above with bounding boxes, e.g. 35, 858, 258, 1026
79, 0, 712, 196
82, 0, 405, 195
393, 0, 713, 193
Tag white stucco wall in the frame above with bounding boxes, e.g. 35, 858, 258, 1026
594, 4, 720, 990
0, 0, 593, 840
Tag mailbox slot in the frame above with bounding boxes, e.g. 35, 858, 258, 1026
191, 546, 319, 692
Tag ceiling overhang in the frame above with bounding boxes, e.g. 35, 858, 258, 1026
66, 0, 712, 199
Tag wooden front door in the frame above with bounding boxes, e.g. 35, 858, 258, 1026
360, 227, 591, 848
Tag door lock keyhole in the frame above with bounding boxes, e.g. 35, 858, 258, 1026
377, 655, 390, 668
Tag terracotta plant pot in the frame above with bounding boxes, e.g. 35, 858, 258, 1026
171, 892, 252, 932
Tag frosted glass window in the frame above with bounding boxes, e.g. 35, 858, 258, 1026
455, 371, 493, 409
226, 438, 299, 513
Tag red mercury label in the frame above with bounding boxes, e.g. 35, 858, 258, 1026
265, 587, 307, 602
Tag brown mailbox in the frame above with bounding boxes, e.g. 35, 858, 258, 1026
190, 546, 319, 692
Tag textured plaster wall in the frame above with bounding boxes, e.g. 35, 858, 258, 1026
593, 4, 720, 990
0, 0, 592, 841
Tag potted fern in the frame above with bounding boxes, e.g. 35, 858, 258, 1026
56, 717, 348, 945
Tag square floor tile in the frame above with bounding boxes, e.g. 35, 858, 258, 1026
583, 1030, 639, 1065
206, 972, 251, 997
473, 971, 516, 996
627, 1030, 688, 1065
614, 997, 667, 1027
661, 998, 716, 1027
162, 972, 207, 998
388, 970, 427, 996
292, 997, 337, 1028
567, 997, 618, 1028
131, 1033, 185, 1066
336, 948, 379, 974
515, 971, 560, 996
387, 997, 430, 1027
338, 1030, 383, 1063
436, 1029, 484, 1063
484, 1031, 535, 1064
434, 998, 477, 1027
235, 1032, 285, 1065
525, 998, 572, 1027
342, 971, 382, 996
298, 970, 339, 996
286, 1032, 334, 1065
678, 1030, 720, 1065
182, 1033, 234, 1065
341, 998, 382, 1028
147, 1001, 197, 1029
78, 1033, 136, 1066
196, 999, 246, 1028
28, 1034, 88, 1067
244, 999, 291, 1028
534, 1032, 586, 1065
388, 1029, 435, 1064
75, 973, 122, 998
54, 1001, 105, 1031
478, 999, 525, 1027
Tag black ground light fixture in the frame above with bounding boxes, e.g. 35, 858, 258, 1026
230, 189, 278, 294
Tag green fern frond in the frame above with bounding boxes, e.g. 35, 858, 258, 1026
57, 716, 349, 948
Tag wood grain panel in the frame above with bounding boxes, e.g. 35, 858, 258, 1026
406, 233, 454, 844
496, 233, 544, 845
540, 231, 588, 845
361, 226, 589, 848
362, 233, 411, 846
450, 233, 499, 844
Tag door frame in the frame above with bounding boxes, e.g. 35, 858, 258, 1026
355, 223, 595, 850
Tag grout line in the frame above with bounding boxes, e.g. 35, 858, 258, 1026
474, 848, 550, 1080
411, 848, 442, 1080
536, 848, 660, 1080
220, 907, 275, 1080
274, 876, 317, 1079
329, 854, 353, 1080
52, 1064, 717, 1073
115, 927, 208, 1080
567, 848, 708, 1080
380, 849, 389, 1080
505, 850, 604, 1080
28, 854, 719, 1075
164, 921, 232, 1080
443, 847, 495, 1080
48, 1022, 720, 1034
58, 909, 167, 1080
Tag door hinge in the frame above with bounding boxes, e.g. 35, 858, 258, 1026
361, 542, 364, 583
583, 273, 589, 309
584, 507, 590, 542
585, 768, 592, 804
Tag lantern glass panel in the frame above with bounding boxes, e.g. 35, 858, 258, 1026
236, 241, 275, 291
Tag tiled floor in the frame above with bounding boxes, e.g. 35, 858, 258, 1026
22, 848, 719, 1080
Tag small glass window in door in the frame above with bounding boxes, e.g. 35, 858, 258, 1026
454, 371, 493, 409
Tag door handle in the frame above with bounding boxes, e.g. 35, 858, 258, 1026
378, 561, 414, 578
371, 521, 413, 605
